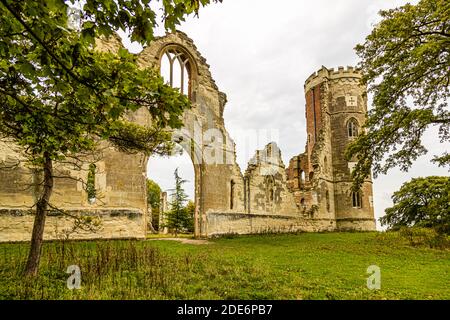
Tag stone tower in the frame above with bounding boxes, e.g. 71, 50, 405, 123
301, 66, 376, 230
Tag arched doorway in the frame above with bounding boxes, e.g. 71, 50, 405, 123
146, 147, 195, 235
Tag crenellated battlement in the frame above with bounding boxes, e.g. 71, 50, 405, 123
304, 66, 362, 92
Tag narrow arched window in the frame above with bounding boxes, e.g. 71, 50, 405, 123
298, 170, 305, 187
265, 176, 275, 204
326, 190, 330, 212
160, 47, 192, 97
86, 163, 96, 204
347, 119, 359, 138
230, 180, 235, 210
352, 191, 362, 208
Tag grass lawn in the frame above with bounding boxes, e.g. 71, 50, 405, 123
0, 232, 449, 300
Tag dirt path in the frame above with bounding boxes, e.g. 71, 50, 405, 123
147, 238, 211, 245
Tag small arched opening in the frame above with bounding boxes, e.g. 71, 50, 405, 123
326, 189, 330, 212
300, 198, 306, 209
347, 118, 359, 138
265, 175, 276, 208
298, 170, 305, 188
352, 191, 362, 208
230, 179, 235, 210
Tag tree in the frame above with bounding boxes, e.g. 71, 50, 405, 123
147, 179, 162, 231
380, 176, 450, 234
185, 200, 195, 233
165, 168, 190, 236
346, 0, 449, 190
0, 0, 221, 276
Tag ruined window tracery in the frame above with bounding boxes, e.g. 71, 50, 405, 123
347, 119, 359, 138
160, 47, 192, 97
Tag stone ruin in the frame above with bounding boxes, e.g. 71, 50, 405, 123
0, 32, 375, 242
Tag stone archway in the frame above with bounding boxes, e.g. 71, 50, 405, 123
130, 32, 246, 237
145, 134, 205, 238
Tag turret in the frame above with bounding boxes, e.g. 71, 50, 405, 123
300, 66, 376, 230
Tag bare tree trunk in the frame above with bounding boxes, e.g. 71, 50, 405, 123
25, 153, 53, 276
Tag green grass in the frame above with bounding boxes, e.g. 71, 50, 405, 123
0, 232, 449, 300
146, 233, 193, 239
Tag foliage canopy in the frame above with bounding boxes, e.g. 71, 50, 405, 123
347, 0, 449, 189
0, 0, 221, 275
380, 176, 450, 234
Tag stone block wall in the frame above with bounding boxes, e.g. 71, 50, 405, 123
0, 33, 375, 242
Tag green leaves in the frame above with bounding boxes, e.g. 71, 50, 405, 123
147, 179, 162, 210
380, 176, 450, 233
81, 25, 96, 45
348, 0, 450, 190
19, 61, 34, 75
109, 121, 175, 156
164, 168, 192, 235
0, 0, 216, 164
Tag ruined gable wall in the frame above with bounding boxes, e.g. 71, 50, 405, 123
0, 35, 376, 241
245, 143, 299, 216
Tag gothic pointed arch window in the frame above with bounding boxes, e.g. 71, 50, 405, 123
347, 118, 359, 138
160, 46, 195, 99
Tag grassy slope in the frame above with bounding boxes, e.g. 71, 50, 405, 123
0, 232, 449, 300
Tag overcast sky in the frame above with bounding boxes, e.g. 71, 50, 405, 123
143, 0, 448, 230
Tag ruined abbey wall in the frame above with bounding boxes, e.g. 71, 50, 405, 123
0, 32, 375, 242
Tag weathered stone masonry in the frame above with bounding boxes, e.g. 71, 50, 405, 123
0, 32, 375, 242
